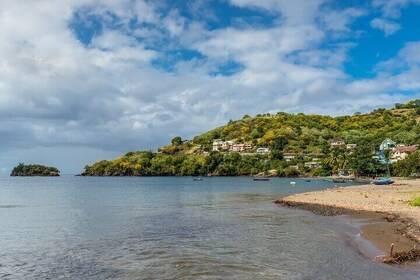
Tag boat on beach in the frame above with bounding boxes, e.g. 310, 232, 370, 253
373, 177, 394, 185
253, 178, 269, 181
332, 178, 346, 183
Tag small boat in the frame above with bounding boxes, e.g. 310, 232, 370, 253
290, 181, 296, 185
193, 178, 203, 181
373, 177, 394, 185
253, 178, 269, 181
304, 179, 311, 182
333, 178, 346, 183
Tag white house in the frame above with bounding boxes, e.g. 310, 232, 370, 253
283, 153, 296, 161
330, 140, 345, 148
212, 139, 235, 152
256, 147, 270, 154
223, 140, 234, 150
304, 161, 319, 168
212, 139, 224, 151
231, 143, 253, 152
346, 144, 357, 150
379, 138, 396, 151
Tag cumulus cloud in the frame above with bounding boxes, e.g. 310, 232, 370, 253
321, 8, 367, 33
0, 0, 419, 173
373, 0, 420, 18
370, 18, 401, 36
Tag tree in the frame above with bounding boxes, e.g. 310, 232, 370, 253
383, 149, 393, 177
270, 150, 283, 160
394, 151, 420, 177
272, 136, 288, 151
324, 148, 348, 174
279, 167, 301, 177
171, 136, 182, 146
348, 146, 383, 176
205, 151, 224, 174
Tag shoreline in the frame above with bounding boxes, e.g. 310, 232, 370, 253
276, 180, 420, 264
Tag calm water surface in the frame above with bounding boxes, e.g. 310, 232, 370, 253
0, 176, 418, 279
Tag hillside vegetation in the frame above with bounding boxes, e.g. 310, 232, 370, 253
82, 100, 420, 177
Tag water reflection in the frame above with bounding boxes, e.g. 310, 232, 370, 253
0, 176, 418, 279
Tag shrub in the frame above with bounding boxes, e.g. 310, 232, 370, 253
409, 197, 420, 207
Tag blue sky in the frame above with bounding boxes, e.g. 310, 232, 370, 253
0, 0, 420, 174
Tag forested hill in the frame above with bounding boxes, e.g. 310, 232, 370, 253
82, 100, 420, 177
193, 102, 420, 154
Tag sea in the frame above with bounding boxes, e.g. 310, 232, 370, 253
0, 176, 418, 279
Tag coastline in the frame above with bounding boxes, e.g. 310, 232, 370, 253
276, 179, 420, 264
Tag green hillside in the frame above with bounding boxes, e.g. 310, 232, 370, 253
82, 100, 420, 177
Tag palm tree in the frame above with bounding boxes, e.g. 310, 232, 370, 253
383, 148, 393, 177
325, 148, 347, 175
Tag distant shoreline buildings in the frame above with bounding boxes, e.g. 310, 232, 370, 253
212, 139, 271, 154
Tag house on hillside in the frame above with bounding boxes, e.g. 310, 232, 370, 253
231, 143, 252, 152
212, 139, 235, 152
304, 161, 319, 168
283, 153, 296, 162
330, 140, 345, 148
379, 138, 396, 150
346, 144, 357, 150
231, 144, 244, 152
256, 147, 270, 154
391, 145, 418, 161
223, 140, 234, 150
212, 139, 224, 151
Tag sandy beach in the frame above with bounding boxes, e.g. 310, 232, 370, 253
277, 179, 420, 262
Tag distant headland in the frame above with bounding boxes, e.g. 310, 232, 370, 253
10, 163, 60, 177
81, 100, 420, 177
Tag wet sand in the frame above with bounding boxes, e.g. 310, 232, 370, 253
276, 179, 420, 262
352, 212, 417, 253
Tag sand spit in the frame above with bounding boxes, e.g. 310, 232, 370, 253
276, 179, 420, 264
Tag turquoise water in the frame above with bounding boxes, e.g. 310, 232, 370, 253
0, 176, 418, 279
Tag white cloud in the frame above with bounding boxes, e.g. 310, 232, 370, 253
373, 0, 420, 18
321, 8, 367, 32
398, 42, 420, 65
0, 0, 419, 173
370, 18, 401, 36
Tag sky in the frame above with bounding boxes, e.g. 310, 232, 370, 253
1, 0, 420, 174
